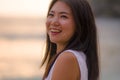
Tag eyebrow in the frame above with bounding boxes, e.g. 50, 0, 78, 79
49, 10, 70, 15
59, 12, 70, 15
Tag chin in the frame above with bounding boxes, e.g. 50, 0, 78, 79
50, 40, 57, 43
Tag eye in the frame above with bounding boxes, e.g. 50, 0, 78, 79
61, 15, 68, 19
48, 13, 54, 17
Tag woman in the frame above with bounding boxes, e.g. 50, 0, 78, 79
41, 0, 99, 80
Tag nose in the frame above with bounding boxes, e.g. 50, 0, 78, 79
51, 16, 59, 26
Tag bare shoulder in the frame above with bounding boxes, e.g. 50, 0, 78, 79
58, 51, 77, 62
51, 51, 80, 80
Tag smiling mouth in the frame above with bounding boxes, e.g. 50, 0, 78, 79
50, 29, 62, 33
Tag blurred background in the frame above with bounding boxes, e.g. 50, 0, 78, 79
0, 0, 120, 80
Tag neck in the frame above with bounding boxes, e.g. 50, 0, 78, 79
57, 44, 66, 54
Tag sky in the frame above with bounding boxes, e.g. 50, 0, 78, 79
0, 0, 51, 17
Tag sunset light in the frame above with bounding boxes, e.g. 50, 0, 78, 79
0, 0, 51, 17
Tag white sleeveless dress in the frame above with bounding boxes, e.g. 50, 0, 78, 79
45, 49, 88, 80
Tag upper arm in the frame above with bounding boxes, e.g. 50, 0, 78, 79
51, 51, 80, 80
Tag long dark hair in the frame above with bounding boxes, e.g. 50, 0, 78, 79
41, 0, 99, 80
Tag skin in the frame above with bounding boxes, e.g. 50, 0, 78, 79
46, 1, 81, 80
46, 1, 75, 53
51, 51, 80, 80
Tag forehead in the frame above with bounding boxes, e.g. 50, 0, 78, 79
50, 1, 71, 13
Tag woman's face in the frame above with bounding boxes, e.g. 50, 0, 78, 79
46, 1, 75, 46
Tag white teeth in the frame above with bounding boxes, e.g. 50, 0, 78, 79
51, 29, 61, 32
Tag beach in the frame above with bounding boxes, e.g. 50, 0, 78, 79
0, 17, 120, 80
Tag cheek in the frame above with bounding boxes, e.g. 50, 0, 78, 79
66, 24, 75, 38
63, 21, 75, 33
46, 18, 52, 25
67, 28, 75, 37
46, 20, 49, 27
46, 20, 50, 32
62, 25, 75, 40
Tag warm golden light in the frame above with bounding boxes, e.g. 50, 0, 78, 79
0, 0, 120, 80
0, 0, 51, 79
0, 0, 51, 17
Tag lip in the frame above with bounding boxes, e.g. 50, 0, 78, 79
50, 28, 62, 35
